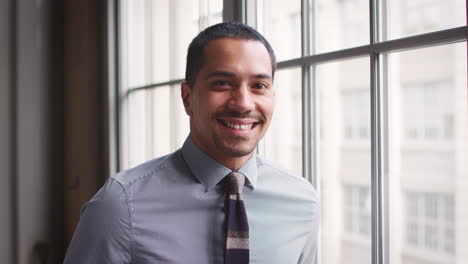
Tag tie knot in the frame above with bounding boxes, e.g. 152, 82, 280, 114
225, 172, 245, 194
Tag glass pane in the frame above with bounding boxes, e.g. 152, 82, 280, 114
124, 85, 189, 169
121, 0, 222, 89
260, 68, 302, 177
257, 0, 302, 61
387, 42, 467, 264
123, 0, 147, 88
317, 57, 371, 264
386, 0, 466, 40
121, 0, 221, 169
125, 89, 150, 168
314, 0, 369, 54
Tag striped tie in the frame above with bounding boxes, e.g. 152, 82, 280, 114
224, 172, 249, 264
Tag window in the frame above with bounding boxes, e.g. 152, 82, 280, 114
344, 185, 371, 238
403, 0, 443, 34
315, 0, 369, 53
259, 0, 302, 61
342, 90, 370, 141
388, 40, 465, 264
316, 57, 371, 264
253, 1, 467, 264
340, 0, 369, 47
405, 192, 455, 256
402, 82, 454, 142
387, 0, 465, 40
119, 0, 222, 168
260, 68, 303, 177
116, 1, 468, 264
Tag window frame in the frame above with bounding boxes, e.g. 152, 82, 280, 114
250, 2, 467, 264
110, 1, 468, 264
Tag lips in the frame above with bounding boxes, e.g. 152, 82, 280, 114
219, 120, 255, 130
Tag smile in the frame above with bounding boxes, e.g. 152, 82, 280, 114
219, 120, 257, 130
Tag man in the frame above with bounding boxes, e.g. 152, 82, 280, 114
64, 22, 320, 264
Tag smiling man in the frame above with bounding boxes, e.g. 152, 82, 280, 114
64, 22, 320, 264
182, 37, 274, 170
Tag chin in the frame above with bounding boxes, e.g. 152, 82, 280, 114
222, 148, 253, 157
216, 141, 256, 158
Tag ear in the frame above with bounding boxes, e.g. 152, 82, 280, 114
181, 82, 193, 116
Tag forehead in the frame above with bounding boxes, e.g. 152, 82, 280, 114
200, 38, 273, 74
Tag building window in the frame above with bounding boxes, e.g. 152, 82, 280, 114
403, 0, 442, 35
339, 0, 369, 47
405, 192, 455, 256
344, 185, 371, 237
342, 90, 370, 142
402, 82, 454, 142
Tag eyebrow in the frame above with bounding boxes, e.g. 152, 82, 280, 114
206, 70, 272, 80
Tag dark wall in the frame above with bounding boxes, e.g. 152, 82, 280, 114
0, 0, 64, 263
63, 0, 110, 246
0, 0, 109, 263
0, 0, 14, 260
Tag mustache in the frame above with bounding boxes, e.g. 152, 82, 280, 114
214, 111, 265, 122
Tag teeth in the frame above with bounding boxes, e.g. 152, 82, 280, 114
224, 121, 253, 130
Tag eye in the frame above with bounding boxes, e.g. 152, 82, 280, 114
212, 80, 232, 89
213, 80, 230, 86
252, 82, 268, 90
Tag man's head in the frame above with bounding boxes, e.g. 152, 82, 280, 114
181, 22, 276, 170
185, 22, 276, 88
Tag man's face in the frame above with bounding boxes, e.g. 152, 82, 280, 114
181, 37, 275, 168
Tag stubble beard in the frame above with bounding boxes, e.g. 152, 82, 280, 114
213, 133, 257, 158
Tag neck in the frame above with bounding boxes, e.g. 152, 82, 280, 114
215, 152, 253, 171
190, 135, 254, 171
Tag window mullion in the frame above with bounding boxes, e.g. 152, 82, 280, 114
108, 0, 121, 175
370, 29, 384, 264
301, 0, 311, 184
144, 0, 155, 160
222, 0, 244, 23
370, 2, 385, 264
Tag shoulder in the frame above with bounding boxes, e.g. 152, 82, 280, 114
256, 156, 320, 205
112, 150, 185, 186
66, 178, 133, 263
256, 156, 314, 188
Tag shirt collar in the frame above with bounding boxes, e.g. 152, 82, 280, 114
181, 135, 258, 191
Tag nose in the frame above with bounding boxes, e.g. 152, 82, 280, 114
227, 85, 255, 113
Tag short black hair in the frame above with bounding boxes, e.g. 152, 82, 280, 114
185, 22, 276, 87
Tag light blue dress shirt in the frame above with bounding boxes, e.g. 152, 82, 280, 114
64, 136, 320, 264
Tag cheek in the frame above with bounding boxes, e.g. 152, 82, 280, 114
205, 93, 228, 111
268, 97, 275, 114
259, 96, 275, 118
194, 94, 222, 119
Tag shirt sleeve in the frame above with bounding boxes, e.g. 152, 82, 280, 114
298, 201, 320, 264
64, 178, 132, 264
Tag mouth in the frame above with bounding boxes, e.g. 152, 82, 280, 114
217, 119, 259, 131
